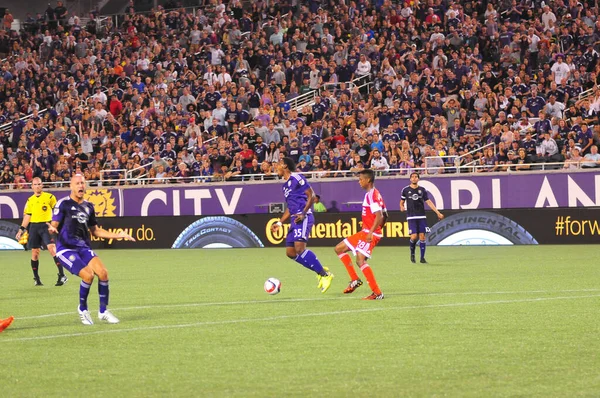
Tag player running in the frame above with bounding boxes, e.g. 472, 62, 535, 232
400, 172, 444, 264
48, 174, 135, 325
271, 157, 334, 293
15, 177, 68, 286
334, 169, 387, 300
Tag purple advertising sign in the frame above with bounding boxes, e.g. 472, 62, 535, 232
1, 170, 599, 219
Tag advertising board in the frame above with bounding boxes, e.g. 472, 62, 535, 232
1, 208, 597, 250
1, 171, 599, 219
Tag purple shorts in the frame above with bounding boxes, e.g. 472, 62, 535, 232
55, 246, 98, 276
408, 218, 429, 235
286, 213, 314, 247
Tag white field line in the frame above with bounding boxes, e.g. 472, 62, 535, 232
2, 293, 600, 343
14, 288, 600, 321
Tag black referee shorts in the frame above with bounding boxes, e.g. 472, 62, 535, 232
28, 223, 55, 249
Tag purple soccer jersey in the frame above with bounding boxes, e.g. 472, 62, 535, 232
52, 198, 97, 250
282, 173, 312, 215
401, 184, 430, 235
52, 198, 99, 275
282, 173, 314, 246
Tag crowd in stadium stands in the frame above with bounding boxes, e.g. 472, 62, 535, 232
1, 0, 600, 189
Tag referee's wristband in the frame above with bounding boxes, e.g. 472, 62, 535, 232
19, 226, 27, 232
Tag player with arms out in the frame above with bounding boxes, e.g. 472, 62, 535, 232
48, 174, 135, 325
271, 157, 334, 293
400, 172, 444, 264
334, 169, 387, 300
15, 177, 68, 286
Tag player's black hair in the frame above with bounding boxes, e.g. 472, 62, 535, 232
282, 157, 296, 172
410, 172, 420, 179
358, 169, 375, 183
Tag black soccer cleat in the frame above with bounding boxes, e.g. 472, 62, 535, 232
55, 274, 68, 286
420, 258, 427, 264
34, 278, 43, 286
410, 254, 416, 263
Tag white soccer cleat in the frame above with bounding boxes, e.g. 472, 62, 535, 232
78, 307, 94, 326
98, 310, 120, 324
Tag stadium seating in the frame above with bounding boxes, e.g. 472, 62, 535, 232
0, 0, 599, 189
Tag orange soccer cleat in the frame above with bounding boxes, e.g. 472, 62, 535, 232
0, 316, 15, 333
362, 292, 385, 300
343, 279, 363, 294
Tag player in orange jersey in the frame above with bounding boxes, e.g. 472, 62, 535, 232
334, 169, 388, 300
0, 316, 15, 333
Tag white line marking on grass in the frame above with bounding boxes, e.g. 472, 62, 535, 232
15, 288, 600, 321
3, 294, 600, 343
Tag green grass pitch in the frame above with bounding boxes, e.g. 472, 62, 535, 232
1, 246, 599, 397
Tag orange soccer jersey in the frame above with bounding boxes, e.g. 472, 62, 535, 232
343, 188, 387, 258
361, 187, 387, 235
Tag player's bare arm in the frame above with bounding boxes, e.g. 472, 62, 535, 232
89, 225, 136, 241
426, 199, 444, 220
16, 213, 32, 240
400, 199, 406, 212
272, 208, 291, 232
47, 221, 59, 235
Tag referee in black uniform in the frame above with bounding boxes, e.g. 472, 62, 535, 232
16, 177, 68, 286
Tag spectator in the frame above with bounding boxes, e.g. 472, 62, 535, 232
264, 142, 280, 164
313, 195, 327, 213
0, 0, 598, 190
512, 148, 532, 171
243, 159, 261, 177
564, 147, 583, 169
539, 132, 561, 163
424, 147, 444, 175
581, 145, 600, 168
3, 9, 14, 31
370, 150, 390, 172
151, 153, 168, 173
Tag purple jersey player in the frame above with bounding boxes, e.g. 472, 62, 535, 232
400, 172, 444, 264
271, 157, 334, 293
48, 174, 135, 325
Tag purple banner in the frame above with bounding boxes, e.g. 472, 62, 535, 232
1, 170, 599, 219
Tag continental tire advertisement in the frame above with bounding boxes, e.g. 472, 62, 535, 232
0, 208, 598, 249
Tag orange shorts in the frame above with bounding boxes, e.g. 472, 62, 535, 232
343, 230, 382, 258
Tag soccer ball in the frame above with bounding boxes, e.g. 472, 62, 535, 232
264, 278, 281, 295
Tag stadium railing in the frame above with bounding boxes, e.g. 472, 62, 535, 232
0, 109, 50, 139
578, 87, 596, 101
0, 85, 112, 141
1, 0, 249, 137
460, 142, 497, 172
0, 162, 592, 190
285, 73, 375, 113
320, 73, 374, 96
125, 163, 149, 180
421, 141, 498, 174
286, 90, 318, 112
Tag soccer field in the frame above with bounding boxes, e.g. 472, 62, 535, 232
1, 246, 599, 397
